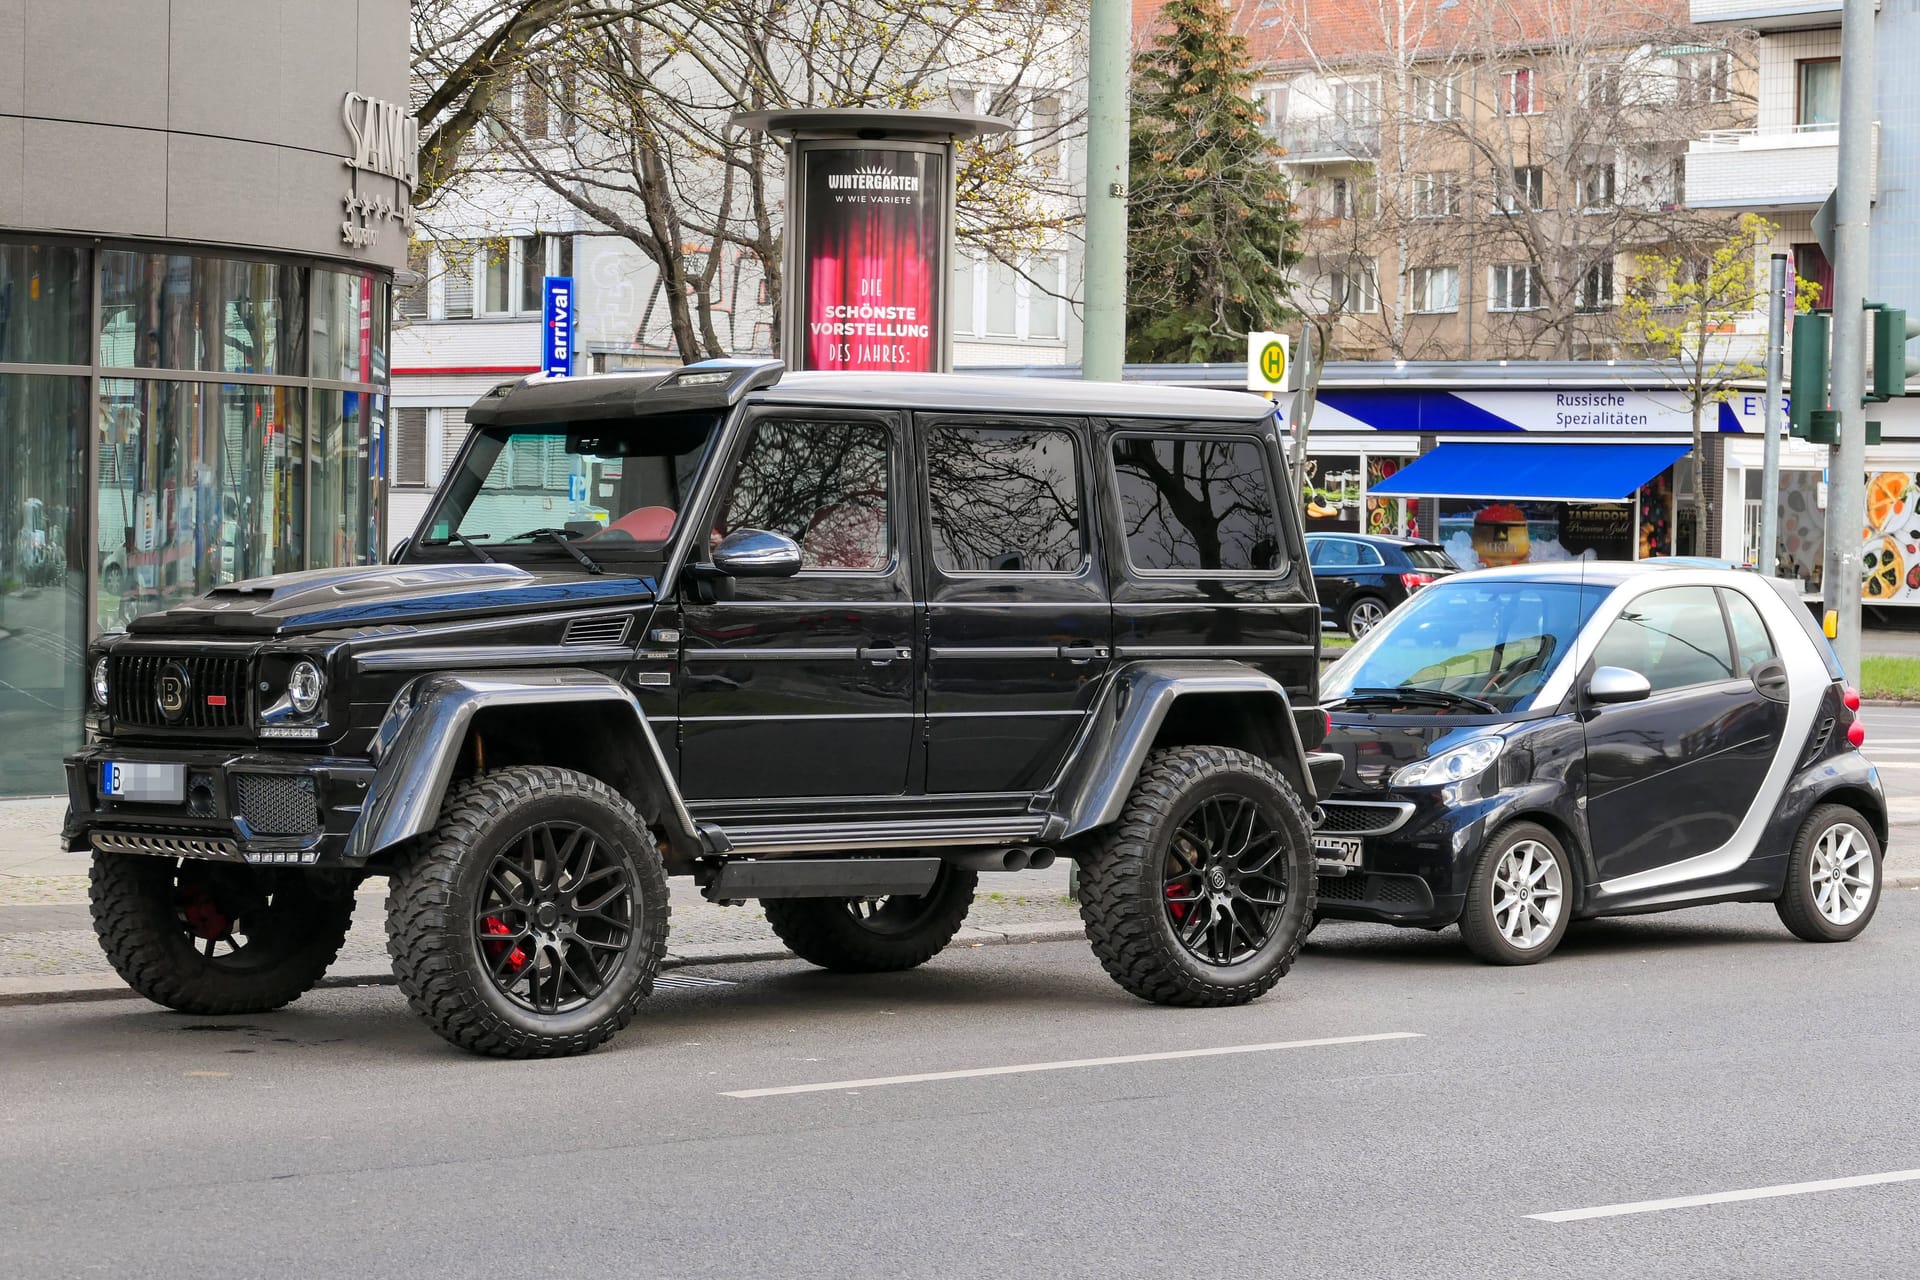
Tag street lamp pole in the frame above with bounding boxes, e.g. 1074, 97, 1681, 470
1761, 252, 1786, 576
1082, 0, 1130, 382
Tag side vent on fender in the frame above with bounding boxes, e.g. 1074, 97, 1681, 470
562, 615, 632, 647
1800, 716, 1835, 767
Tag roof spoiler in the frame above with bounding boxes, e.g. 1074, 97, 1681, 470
468, 359, 784, 426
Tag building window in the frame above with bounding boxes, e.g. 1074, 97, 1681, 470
1027, 255, 1063, 340
1578, 261, 1615, 311
520, 63, 576, 139
1501, 68, 1537, 115
984, 259, 1019, 336
1028, 94, 1062, 172
1329, 261, 1379, 314
1798, 58, 1840, 127
1415, 74, 1458, 121
1410, 266, 1460, 314
951, 253, 1064, 341
1585, 64, 1622, 109
1503, 166, 1546, 213
1668, 157, 1686, 209
1489, 264, 1543, 312
1330, 78, 1379, 126
1682, 51, 1732, 105
435, 236, 568, 320
392, 406, 429, 488
1579, 162, 1616, 211
1323, 175, 1354, 220
1412, 172, 1461, 219
1252, 84, 1287, 134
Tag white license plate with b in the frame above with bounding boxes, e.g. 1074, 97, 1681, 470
100, 761, 185, 803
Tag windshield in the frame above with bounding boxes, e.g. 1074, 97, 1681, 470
420, 412, 719, 559
1323, 577, 1609, 713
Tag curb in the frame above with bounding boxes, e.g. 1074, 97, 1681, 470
0, 920, 1090, 1009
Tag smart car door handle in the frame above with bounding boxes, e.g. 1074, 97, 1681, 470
1057, 645, 1110, 663
857, 647, 910, 665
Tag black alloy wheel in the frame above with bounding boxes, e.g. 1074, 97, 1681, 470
89, 853, 356, 1014
388, 766, 668, 1059
1161, 795, 1293, 966
764, 863, 978, 973
473, 820, 636, 1015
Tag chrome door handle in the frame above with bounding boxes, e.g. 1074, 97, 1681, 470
1056, 645, 1110, 664
857, 647, 910, 665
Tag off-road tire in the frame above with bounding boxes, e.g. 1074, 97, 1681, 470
1459, 822, 1572, 966
386, 766, 669, 1059
1078, 745, 1316, 1007
763, 863, 978, 972
89, 853, 355, 1015
1776, 803, 1882, 943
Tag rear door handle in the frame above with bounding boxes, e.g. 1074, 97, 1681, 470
857, 646, 910, 665
1056, 645, 1110, 663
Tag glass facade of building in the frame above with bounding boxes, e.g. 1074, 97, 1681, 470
0, 238, 389, 796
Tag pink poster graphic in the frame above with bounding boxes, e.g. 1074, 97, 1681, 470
801, 147, 945, 372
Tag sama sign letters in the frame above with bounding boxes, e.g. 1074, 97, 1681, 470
543, 276, 575, 378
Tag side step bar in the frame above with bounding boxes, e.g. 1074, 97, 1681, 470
707, 856, 943, 900
712, 814, 1050, 856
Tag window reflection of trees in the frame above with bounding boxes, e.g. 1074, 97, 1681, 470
1112, 437, 1282, 571
722, 420, 891, 570
928, 427, 1082, 573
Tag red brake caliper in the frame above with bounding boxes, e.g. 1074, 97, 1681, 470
482, 915, 529, 972
178, 879, 231, 941
1166, 883, 1188, 922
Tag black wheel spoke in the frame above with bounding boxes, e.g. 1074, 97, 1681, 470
474, 819, 637, 1017
1162, 791, 1296, 967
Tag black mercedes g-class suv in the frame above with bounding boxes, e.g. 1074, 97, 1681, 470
65, 363, 1341, 1057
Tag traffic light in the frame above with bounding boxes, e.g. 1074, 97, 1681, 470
1871, 305, 1920, 401
1790, 310, 1829, 437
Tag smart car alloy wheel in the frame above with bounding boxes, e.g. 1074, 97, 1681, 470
1491, 839, 1563, 949
1810, 820, 1877, 927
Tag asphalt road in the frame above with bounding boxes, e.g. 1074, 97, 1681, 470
6, 889, 1920, 1280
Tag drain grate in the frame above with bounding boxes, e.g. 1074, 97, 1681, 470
655, 974, 737, 990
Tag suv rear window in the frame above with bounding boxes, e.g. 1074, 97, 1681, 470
1110, 435, 1285, 573
1407, 546, 1456, 571
927, 425, 1084, 573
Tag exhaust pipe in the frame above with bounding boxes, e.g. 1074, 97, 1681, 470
945, 848, 1029, 873
1025, 847, 1057, 871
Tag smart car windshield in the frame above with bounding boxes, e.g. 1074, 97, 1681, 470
419, 411, 720, 561
1323, 577, 1609, 713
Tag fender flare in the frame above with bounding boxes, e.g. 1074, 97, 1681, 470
345, 669, 702, 862
1051, 661, 1323, 839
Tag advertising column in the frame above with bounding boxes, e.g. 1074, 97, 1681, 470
798, 146, 946, 372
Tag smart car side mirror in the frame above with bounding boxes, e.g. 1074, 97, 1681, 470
1586, 666, 1652, 705
710, 528, 802, 578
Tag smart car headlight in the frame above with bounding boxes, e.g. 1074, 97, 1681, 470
1392, 737, 1503, 787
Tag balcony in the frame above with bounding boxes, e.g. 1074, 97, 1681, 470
1690, 0, 1843, 30
1274, 118, 1381, 165
1685, 122, 1876, 212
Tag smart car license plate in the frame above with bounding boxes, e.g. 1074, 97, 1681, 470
100, 761, 185, 804
1312, 834, 1362, 866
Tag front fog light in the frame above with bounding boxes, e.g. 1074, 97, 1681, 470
92, 657, 110, 708
288, 660, 325, 716
1391, 737, 1503, 787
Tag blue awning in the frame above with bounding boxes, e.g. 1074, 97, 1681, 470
1366, 443, 1691, 504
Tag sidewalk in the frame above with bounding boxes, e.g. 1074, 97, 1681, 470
0, 796, 1085, 1005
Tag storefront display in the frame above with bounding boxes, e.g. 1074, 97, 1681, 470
1302, 454, 1363, 530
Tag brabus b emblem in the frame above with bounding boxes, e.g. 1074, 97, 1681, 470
157, 663, 189, 721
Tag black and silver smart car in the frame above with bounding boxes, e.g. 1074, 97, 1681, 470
1311, 562, 1885, 964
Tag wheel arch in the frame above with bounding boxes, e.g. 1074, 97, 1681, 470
1487, 807, 1589, 907
347, 669, 705, 868
1052, 661, 1319, 839
1812, 783, 1889, 849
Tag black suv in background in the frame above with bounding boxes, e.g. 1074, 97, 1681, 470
1306, 533, 1459, 638
66, 364, 1340, 1058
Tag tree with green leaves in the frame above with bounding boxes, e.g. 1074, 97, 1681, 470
1618, 213, 1823, 550
1125, 0, 1301, 364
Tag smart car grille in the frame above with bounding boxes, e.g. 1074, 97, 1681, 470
234, 774, 322, 836
1317, 801, 1414, 836
110, 652, 250, 731
1316, 873, 1434, 909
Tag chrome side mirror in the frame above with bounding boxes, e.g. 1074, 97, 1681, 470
1586, 665, 1652, 705
710, 528, 802, 578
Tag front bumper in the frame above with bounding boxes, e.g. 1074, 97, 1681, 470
64, 745, 375, 867
1312, 789, 1496, 927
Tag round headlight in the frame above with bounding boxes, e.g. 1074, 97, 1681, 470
91, 657, 110, 709
287, 660, 325, 716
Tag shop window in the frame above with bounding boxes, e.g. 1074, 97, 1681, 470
927, 425, 1083, 574
312, 269, 380, 383
311, 389, 369, 567
99, 251, 306, 376
1111, 436, 1286, 573
1303, 454, 1363, 531
0, 244, 89, 364
0, 372, 88, 793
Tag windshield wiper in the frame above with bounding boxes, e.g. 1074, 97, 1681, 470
1332, 686, 1498, 714
520, 527, 603, 575
422, 532, 494, 563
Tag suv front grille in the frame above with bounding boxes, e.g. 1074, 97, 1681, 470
234, 774, 321, 835
111, 652, 251, 731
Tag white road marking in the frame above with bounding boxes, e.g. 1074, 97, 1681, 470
1529, 1168, 1920, 1222
722, 1032, 1424, 1098
1864, 760, 1920, 770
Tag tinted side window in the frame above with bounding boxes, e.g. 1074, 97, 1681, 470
926, 425, 1083, 573
1408, 546, 1457, 571
1110, 435, 1284, 572
1316, 538, 1359, 568
1591, 586, 1735, 693
1722, 588, 1777, 673
1354, 542, 1385, 567
720, 419, 891, 572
